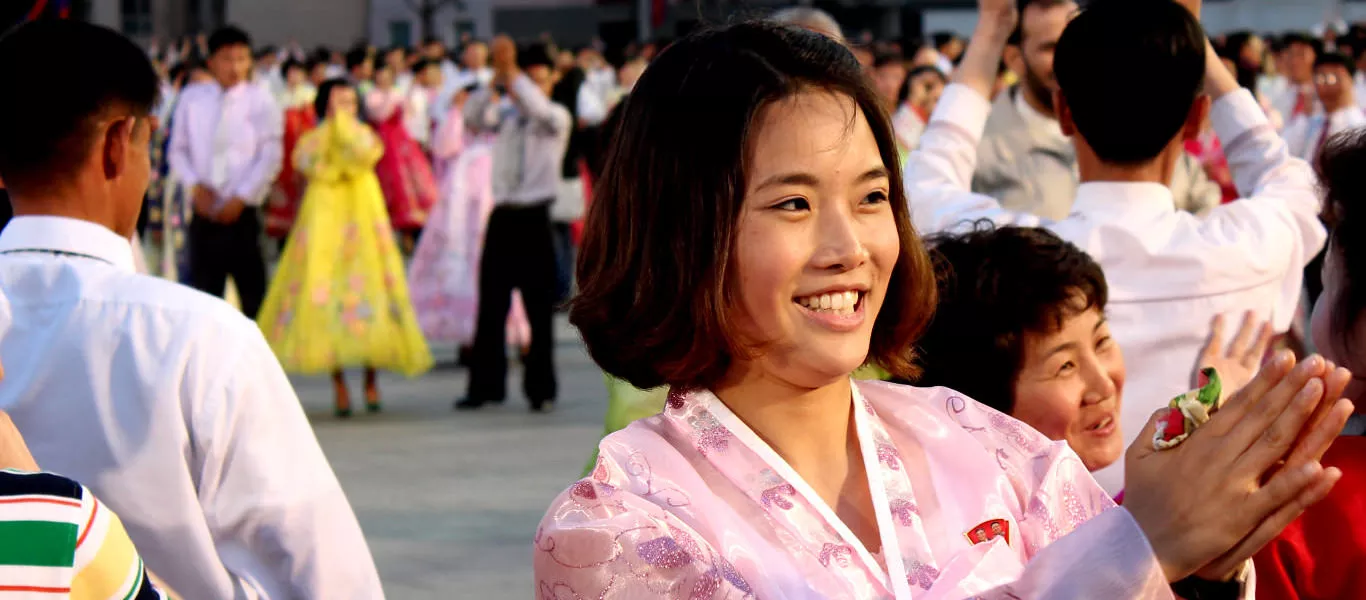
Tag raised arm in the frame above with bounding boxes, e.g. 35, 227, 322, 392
903, 6, 1043, 234
508, 74, 570, 133
227, 90, 284, 207
462, 87, 501, 134
192, 328, 382, 599
1199, 37, 1326, 330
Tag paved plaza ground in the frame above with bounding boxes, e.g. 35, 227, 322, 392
293, 317, 605, 599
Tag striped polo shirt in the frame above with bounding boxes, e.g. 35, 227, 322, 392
0, 470, 164, 599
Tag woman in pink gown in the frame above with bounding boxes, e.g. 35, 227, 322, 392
536, 8, 1349, 599
408, 89, 532, 350
366, 63, 438, 238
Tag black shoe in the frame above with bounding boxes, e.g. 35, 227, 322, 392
529, 398, 556, 413
455, 397, 485, 411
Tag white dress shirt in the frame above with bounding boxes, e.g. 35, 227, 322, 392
907, 84, 1326, 494
0, 216, 383, 599
465, 74, 572, 206
1283, 106, 1366, 165
168, 81, 284, 208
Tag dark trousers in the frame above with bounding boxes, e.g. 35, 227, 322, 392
551, 221, 574, 306
188, 209, 267, 319
467, 202, 558, 402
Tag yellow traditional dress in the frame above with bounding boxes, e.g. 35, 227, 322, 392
256, 115, 434, 376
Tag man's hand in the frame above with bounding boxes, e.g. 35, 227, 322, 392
1175, 0, 1202, 20
1196, 311, 1274, 399
491, 35, 517, 83
217, 197, 247, 225
191, 184, 218, 218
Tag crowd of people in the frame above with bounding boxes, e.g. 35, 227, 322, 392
0, 0, 1361, 597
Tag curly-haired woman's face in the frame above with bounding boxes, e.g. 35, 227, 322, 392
729, 90, 900, 388
1012, 304, 1126, 472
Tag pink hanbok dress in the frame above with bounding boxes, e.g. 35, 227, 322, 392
536, 380, 1174, 598
366, 87, 438, 231
407, 105, 531, 347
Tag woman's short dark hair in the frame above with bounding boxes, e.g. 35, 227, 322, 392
913, 223, 1108, 414
1317, 130, 1366, 354
314, 78, 353, 121
572, 21, 936, 392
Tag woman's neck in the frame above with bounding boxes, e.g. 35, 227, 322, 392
712, 368, 857, 486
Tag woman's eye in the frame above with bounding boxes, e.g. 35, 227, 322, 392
1056, 361, 1076, 376
774, 197, 810, 211
863, 191, 889, 204
1096, 336, 1113, 351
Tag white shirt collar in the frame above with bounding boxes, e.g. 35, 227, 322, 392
1072, 181, 1175, 219
1014, 88, 1067, 145
0, 215, 136, 272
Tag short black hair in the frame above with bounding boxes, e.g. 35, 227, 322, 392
519, 43, 555, 70
0, 20, 159, 195
412, 58, 437, 73
1317, 130, 1366, 355
932, 31, 956, 49
1282, 32, 1321, 54
254, 45, 276, 60
281, 57, 305, 77
914, 223, 1109, 414
207, 25, 251, 56
872, 48, 903, 69
1055, 0, 1205, 165
1317, 51, 1357, 77
345, 46, 370, 71
314, 78, 353, 121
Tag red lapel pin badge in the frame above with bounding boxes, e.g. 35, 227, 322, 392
965, 518, 1010, 546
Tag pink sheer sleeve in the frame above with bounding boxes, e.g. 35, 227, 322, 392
533, 467, 749, 598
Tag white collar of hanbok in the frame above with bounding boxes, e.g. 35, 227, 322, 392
695, 381, 920, 598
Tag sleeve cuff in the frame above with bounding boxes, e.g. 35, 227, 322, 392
929, 83, 993, 142
511, 74, 538, 97
1210, 89, 1270, 145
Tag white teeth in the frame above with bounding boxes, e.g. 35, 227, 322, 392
795, 291, 862, 316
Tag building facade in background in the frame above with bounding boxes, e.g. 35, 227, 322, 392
90, 0, 366, 48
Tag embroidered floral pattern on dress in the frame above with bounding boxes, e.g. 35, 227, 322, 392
818, 543, 853, 568
876, 441, 903, 471
907, 560, 941, 590
759, 483, 797, 510
889, 498, 920, 527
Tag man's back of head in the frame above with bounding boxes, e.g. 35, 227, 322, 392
1054, 0, 1206, 167
0, 19, 158, 239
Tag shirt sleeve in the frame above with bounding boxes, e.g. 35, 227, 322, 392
463, 87, 500, 133
165, 95, 200, 189
1199, 89, 1327, 331
511, 74, 571, 134
229, 91, 284, 206
577, 85, 608, 127
904, 84, 1046, 234
190, 326, 383, 599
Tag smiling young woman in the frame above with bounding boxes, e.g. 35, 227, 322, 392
536, 8, 1350, 598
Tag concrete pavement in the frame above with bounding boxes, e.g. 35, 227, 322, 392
292, 317, 606, 599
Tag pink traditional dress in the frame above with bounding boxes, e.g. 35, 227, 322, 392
407, 105, 531, 347
366, 87, 439, 231
537, 380, 1173, 598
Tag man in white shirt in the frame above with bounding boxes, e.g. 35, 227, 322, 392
974, 0, 1220, 220
1271, 33, 1322, 124
0, 20, 381, 599
906, 0, 1325, 494
1284, 52, 1366, 165
167, 26, 282, 319
458, 40, 571, 412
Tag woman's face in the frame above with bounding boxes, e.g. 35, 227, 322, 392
329, 86, 359, 120
729, 90, 901, 388
375, 66, 396, 89
1011, 303, 1126, 472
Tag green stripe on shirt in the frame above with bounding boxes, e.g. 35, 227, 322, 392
0, 520, 78, 567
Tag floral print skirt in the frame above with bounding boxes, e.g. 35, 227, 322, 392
256, 171, 434, 376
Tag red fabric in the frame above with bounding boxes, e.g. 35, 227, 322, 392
651, 0, 666, 28
265, 105, 316, 239
1184, 135, 1238, 204
571, 160, 591, 246
1253, 436, 1366, 600
373, 109, 438, 231
1293, 91, 1312, 119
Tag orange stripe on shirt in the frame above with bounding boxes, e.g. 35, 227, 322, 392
74, 496, 98, 550
0, 585, 71, 592
0, 497, 81, 508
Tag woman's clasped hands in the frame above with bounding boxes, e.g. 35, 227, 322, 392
1124, 352, 1354, 582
